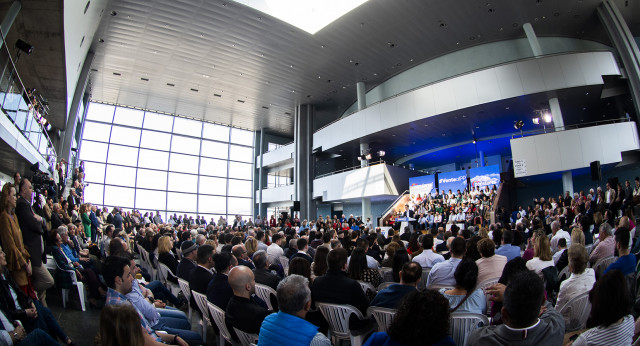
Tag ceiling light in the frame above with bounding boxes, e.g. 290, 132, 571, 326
230, 0, 370, 34
543, 113, 553, 123
514, 120, 524, 130
377, 150, 385, 157
357, 156, 362, 161
472, 139, 477, 144
532, 117, 540, 125
365, 153, 372, 160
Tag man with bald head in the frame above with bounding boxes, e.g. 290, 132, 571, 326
225, 266, 270, 336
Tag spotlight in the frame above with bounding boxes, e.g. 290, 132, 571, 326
543, 113, 553, 123
532, 117, 540, 125
357, 156, 362, 161
514, 120, 524, 130
377, 150, 385, 157
365, 153, 372, 160
15, 39, 33, 55
472, 139, 477, 144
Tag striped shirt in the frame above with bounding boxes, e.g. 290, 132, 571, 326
572, 314, 634, 346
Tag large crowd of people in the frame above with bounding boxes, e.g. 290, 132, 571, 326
3, 159, 640, 345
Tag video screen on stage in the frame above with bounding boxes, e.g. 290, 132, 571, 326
409, 175, 435, 201
469, 165, 501, 189
438, 170, 468, 193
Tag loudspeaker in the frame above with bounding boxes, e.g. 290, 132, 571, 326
590, 161, 601, 181
293, 201, 301, 211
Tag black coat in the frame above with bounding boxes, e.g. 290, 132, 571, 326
206, 272, 233, 311
311, 269, 370, 330
15, 197, 45, 266
177, 258, 197, 281
189, 265, 214, 312
226, 295, 270, 334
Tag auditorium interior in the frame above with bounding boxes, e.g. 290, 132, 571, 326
0, 0, 639, 345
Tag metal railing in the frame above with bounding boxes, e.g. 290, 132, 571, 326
511, 117, 632, 138
315, 159, 387, 179
0, 28, 56, 168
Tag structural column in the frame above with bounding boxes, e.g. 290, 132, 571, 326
549, 98, 564, 131
562, 171, 574, 198
597, 0, 640, 121
478, 151, 485, 167
523, 23, 543, 57
61, 51, 94, 162
294, 104, 315, 220
256, 128, 266, 219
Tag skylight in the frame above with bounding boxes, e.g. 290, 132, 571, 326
232, 0, 370, 35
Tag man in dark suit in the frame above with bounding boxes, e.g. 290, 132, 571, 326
112, 208, 123, 230
252, 250, 281, 290
15, 178, 53, 306
289, 238, 313, 264
232, 244, 255, 269
189, 245, 215, 313
400, 226, 411, 242
177, 241, 198, 280
311, 248, 372, 331
226, 266, 270, 337
206, 252, 237, 310
51, 203, 64, 230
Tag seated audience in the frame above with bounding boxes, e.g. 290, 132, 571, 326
411, 234, 444, 269
347, 238, 381, 269
552, 238, 567, 265
157, 236, 178, 284
311, 246, 329, 279
97, 304, 149, 346
427, 237, 465, 288
347, 248, 382, 298
381, 242, 401, 267
103, 256, 187, 345
589, 223, 614, 265
604, 227, 636, 276
364, 289, 455, 346
440, 259, 486, 314
370, 262, 421, 308
226, 266, 270, 336
206, 252, 238, 310
494, 230, 520, 261
525, 231, 555, 278
252, 250, 281, 291
556, 244, 595, 319
258, 275, 331, 345
550, 221, 571, 253
475, 238, 507, 284
176, 240, 197, 280
571, 270, 634, 345
392, 249, 410, 283
468, 271, 564, 345
289, 238, 313, 264
289, 257, 312, 282
312, 248, 371, 331
233, 244, 255, 270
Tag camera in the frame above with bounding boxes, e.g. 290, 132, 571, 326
29, 163, 56, 195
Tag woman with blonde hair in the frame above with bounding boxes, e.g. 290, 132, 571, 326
571, 227, 585, 246
157, 236, 178, 284
0, 183, 33, 296
478, 227, 489, 239
96, 304, 148, 346
245, 237, 258, 259
526, 230, 555, 278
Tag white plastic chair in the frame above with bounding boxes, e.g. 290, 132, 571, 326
366, 306, 396, 332
233, 327, 258, 346
558, 266, 570, 282
477, 277, 500, 315
418, 268, 431, 290
279, 256, 289, 276
254, 283, 277, 311
358, 281, 377, 297
191, 291, 210, 343
316, 302, 375, 346
177, 278, 193, 320
593, 256, 616, 278
558, 291, 591, 332
427, 284, 454, 291
450, 312, 490, 346
377, 268, 394, 283
156, 262, 181, 296
585, 244, 593, 256
208, 300, 235, 346
53, 257, 87, 311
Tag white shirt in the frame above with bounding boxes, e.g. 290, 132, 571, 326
412, 249, 444, 269
267, 243, 284, 259
526, 257, 555, 278
556, 268, 595, 312
347, 255, 380, 269
550, 229, 572, 253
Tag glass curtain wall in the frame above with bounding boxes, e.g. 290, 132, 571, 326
79, 102, 254, 222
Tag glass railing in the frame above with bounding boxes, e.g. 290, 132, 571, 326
0, 28, 56, 168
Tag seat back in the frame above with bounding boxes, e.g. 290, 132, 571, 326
558, 266, 570, 282
207, 301, 233, 344
366, 306, 396, 332
377, 268, 394, 283
191, 291, 211, 326
279, 256, 289, 276
254, 283, 277, 311
585, 244, 593, 256
418, 268, 431, 290
427, 284, 454, 291
377, 282, 394, 291
316, 303, 365, 340
450, 313, 490, 346
557, 291, 591, 332
477, 277, 499, 314
177, 278, 191, 301
233, 327, 258, 346
358, 281, 377, 297
157, 262, 170, 285
593, 256, 616, 278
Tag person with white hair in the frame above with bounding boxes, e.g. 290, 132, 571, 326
550, 221, 571, 253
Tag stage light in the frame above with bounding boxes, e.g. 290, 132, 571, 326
532, 117, 540, 125
365, 153, 372, 160
543, 113, 553, 123
472, 139, 477, 144
377, 150, 385, 157
514, 120, 524, 130
15, 39, 33, 55
357, 156, 362, 161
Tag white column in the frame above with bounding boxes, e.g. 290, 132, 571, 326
562, 171, 574, 198
362, 197, 371, 228
356, 82, 366, 111
523, 23, 542, 57
360, 142, 369, 168
549, 98, 564, 131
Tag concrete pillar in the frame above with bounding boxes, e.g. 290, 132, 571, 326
61, 51, 94, 162
0, 1, 21, 48
597, 0, 640, 123
294, 104, 315, 220
523, 23, 543, 57
362, 197, 372, 228
562, 171, 574, 198
409, 163, 414, 170
549, 98, 564, 131
356, 82, 366, 111
360, 142, 369, 168
257, 128, 264, 219
479, 151, 485, 167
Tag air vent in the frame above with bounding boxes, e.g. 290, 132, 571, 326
284, 112, 291, 115
213, 94, 222, 97
166, 83, 175, 87
190, 88, 199, 92
112, 72, 121, 76
262, 106, 269, 109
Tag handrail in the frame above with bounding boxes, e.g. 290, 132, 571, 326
315, 159, 386, 179
315, 49, 614, 133
511, 117, 631, 138
0, 27, 56, 169
263, 141, 294, 154
380, 190, 409, 220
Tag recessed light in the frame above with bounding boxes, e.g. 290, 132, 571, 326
202, 74, 210, 78
285, 112, 291, 115
585, 92, 589, 95
190, 88, 198, 92
424, 124, 428, 127
166, 83, 175, 87
110, 10, 117, 16
98, 38, 104, 43
392, 134, 396, 137
140, 77, 149, 81
442, 133, 446, 136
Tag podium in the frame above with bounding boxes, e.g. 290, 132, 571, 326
395, 217, 416, 233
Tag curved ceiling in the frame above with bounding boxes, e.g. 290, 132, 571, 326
87, 0, 640, 137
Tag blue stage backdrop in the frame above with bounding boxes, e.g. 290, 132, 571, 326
438, 170, 468, 193
409, 174, 435, 199
469, 165, 501, 189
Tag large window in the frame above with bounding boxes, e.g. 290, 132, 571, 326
80, 102, 254, 221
